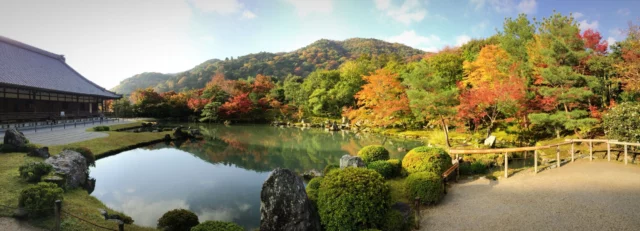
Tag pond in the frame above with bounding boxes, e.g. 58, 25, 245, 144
89, 124, 423, 230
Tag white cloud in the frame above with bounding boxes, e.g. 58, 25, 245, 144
471, 0, 537, 14
241, 10, 257, 19
516, 0, 536, 14
456, 35, 472, 46
617, 8, 630, 16
387, 30, 441, 52
572, 12, 584, 19
606, 37, 616, 47
609, 28, 624, 38
284, 0, 333, 17
190, 0, 243, 14
374, 0, 427, 25
579, 20, 599, 31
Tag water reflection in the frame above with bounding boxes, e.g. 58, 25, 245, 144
90, 124, 422, 229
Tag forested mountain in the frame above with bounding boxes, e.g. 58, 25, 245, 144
110, 38, 426, 94
110, 72, 175, 95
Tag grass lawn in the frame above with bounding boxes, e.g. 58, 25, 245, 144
0, 123, 170, 230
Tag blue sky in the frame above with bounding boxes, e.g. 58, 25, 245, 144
1, 0, 638, 89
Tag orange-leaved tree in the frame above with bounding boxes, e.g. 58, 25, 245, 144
345, 69, 410, 127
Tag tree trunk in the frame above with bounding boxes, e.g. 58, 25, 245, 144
440, 116, 451, 147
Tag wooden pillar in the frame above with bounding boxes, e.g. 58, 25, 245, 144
607, 142, 611, 161
504, 152, 508, 178
590, 141, 593, 161
571, 142, 575, 162
55, 200, 61, 231
556, 146, 560, 168
534, 150, 538, 174
624, 145, 628, 165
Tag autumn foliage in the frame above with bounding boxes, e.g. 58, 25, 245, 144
346, 69, 410, 127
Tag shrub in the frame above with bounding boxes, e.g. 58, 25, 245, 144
306, 177, 323, 202
109, 211, 134, 224
63, 147, 95, 167
323, 164, 339, 175
19, 182, 63, 216
603, 102, 640, 142
157, 209, 199, 231
92, 126, 110, 131
386, 159, 402, 177
358, 145, 390, 163
19, 162, 53, 182
382, 210, 411, 231
191, 221, 243, 231
401, 146, 452, 175
404, 171, 443, 205
470, 161, 487, 174
317, 168, 391, 230
367, 160, 395, 179
1, 143, 38, 153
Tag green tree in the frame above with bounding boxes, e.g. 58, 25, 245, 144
200, 102, 222, 122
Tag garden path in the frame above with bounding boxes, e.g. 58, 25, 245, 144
420, 160, 640, 230
0, 217, 46, 231
0, 120, 133, 146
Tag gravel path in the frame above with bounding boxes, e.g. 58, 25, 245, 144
0, 217, 46, 231
0, 120, 133, 145
420, 161, 640, 231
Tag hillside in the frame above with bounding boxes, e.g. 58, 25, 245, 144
110, 72, 175, 95
110, 38, 426, 94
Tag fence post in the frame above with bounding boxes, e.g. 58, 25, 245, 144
607, 142, 611, 161
118, 220, 125, 231
455, 154, 459, 182
556, 146, 560, 168
55, 200, 61, 231
414, 197, 420, 229
534, 150, 538, 174
51, 123, 53, 131
571, 142, 574, 162
624, 145, 628, 165
589, 141, 593, 161
63, 123, 65, 129
504, 152, 508, 178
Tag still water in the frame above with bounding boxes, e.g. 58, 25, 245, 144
90, 124, 423, 230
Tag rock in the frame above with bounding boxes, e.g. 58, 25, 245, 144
45, 150, 88, 189
339, 155, 365, 169
85, 177, 96, 194
172, 126, 191, 139
189, 129, 202, 137
28, 147, 50, 158
391, 202, 412, 226
163, 134, 172, 141
3, 128, 28, 150
260, 168, 321, 231
398, 147, 407, 152
484, 135, 496, 147
302, 169, 322, 180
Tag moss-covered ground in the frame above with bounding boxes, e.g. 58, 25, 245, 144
0, 122, 167, 230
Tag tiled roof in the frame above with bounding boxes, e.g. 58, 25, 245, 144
0, 35, 120, 99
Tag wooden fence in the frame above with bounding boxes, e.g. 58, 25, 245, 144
448, 139, 636, 178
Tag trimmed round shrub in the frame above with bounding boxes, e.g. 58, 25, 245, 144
191, 221, 243, 231
318, 168, 391, 230
405, 172, 444, 205
109, 211, 134, 224
603, 102, 640, 142
386, 159, 402, 177
323, 164, 339, 175
19, 162, 53, 182
19, 182, 63, 216
367, 160, 395, 179
382, 209, 411, 231
64, 147, 95, 167
358, 145, 390, 163
305, 177, 323, 202
157, 209, 199, 231
470, 161, 487, 174
402, 146, 452, 175
92, 126, 110, 131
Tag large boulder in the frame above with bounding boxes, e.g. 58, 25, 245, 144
260, 168, 321, 231
45, 150, 88, 189
172, 126, 192, 139
28, 147, 50, 158
3, 128, 28, 150
339, 155, 365, 169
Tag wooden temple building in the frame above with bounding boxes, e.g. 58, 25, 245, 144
0, 35, 121, 126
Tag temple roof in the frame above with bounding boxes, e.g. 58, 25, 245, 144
0, 35, 120, 99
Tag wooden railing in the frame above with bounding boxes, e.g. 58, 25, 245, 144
448, 139, 635, 178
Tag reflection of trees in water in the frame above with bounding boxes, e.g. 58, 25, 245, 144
186, 183, 261, 230
158, 125, 422, 173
